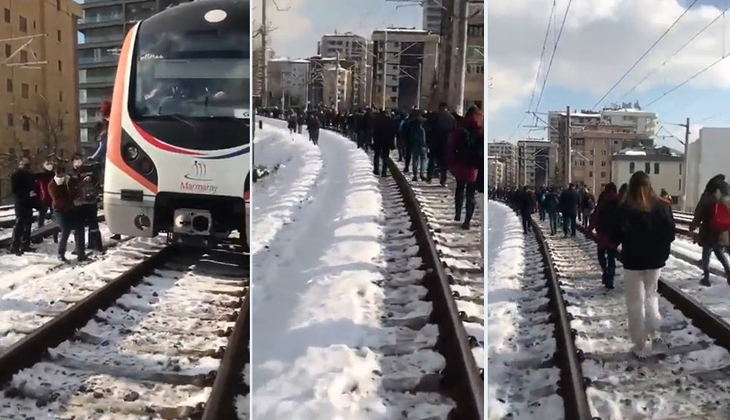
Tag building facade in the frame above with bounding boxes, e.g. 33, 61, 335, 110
465, 2, 484, 110
77, 0, 190, 155
0, 0, 81, 200
370, 28, 438, 110
686, 127, 729, 212
612, 146, 683, 203
487, 141, 517, 188
252, 46, 274, 107
601, 107, 657, 137
421, 1, 442, 34
517, 140, 555, 187
320, 33, 369, 107
321, 65, 352, 111
487, 156, 505, 189
266, 58, 309, 110
569, 125, 652, 192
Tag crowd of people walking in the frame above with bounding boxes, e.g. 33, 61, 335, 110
491, 171, 730, 359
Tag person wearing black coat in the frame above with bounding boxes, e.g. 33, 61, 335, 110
543, 187, 560, 235
372, 109, 396, 177
426, 103, 455, 186
689, 174, 730, 286
10, 157, 36, 255
558, 183, 580, 237
610, 171, 675, 359
516, 186, 536, 234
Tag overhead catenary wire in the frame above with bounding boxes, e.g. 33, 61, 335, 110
617, 3, 730, 102
591, 0, 699, 109
645, 54, 730, 107
533, 0, 573, 114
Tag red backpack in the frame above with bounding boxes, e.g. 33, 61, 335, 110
710, 202, 730, 232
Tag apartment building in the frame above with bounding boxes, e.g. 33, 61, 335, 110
320, 33, 369, 107
370, 28, 438, 110
0, 0, 81, 200
252, 45, 274, 107
487, 141, 517, 188
601, 107, 658, 137
487, 156, 505, 189
77, 0, 189, 155
465, 2, 484, 110
266, 58, 309, 109
547, 110, 601, 185
570, 124, 652, 192
322, 65, 352, 111
612, 146, 683, 203
517, 139, 555, 187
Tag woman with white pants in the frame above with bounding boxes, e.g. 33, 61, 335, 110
611, 171, 675, 359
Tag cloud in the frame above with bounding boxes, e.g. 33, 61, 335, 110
488, 0, 730, 116
251, 0, 313, 56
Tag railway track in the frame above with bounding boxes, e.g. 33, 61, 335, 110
381, 157, 483, 420
0, 241, 250, 420
521, 210, 730, 419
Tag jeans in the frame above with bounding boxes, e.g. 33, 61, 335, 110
411, 147, 427, 179
11, 204, 32, 251
701, 244, 730, 278
548, 211, 559, 235
539, 206, 546, 221
624, 269, 662, 350
427, 152, 448, 185
455, 181, 477, 223
373, 148, 390, 176
56, 209, 85, 258
597, 248, 617, 284
81, 204, 102, 251
562, 213, 576, 236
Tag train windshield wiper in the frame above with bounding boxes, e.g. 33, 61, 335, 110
155, 113, 199, 133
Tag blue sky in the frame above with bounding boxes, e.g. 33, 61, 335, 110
252, 0, 421, 59
489, 0, 730, 147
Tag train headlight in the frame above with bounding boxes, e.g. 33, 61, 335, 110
139, 157, 154, 176
124, 145, 140, 162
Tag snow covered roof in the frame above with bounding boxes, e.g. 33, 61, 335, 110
613, 146, 683, 161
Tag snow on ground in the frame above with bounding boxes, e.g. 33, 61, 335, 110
251, 119, 451, 420
251, 123, 322, 256
487, 201, 562, 420
0, 232, 166, 350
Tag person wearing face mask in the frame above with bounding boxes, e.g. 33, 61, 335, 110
10, 157, 36, 255
70, 153, 102, 252
47, 167, 86, 262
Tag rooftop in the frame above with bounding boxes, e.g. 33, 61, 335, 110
614, 146, 683, 159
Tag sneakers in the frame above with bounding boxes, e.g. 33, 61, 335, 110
700, 276, 711, 287
631, 344, 652, 359
21, 246, 35, 253
462, 221, 471, 230
58, 255, 68, 263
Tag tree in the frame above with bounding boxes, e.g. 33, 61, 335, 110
33, 96, 69, 162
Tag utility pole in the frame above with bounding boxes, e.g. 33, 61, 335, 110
335, 51, 340, 113
416, 61, 423, 109
382, 29, 387, 110
566, 106, 572, 185
261, 0, 268, 107
682, 117, 690, 212
452, 0, 468, 114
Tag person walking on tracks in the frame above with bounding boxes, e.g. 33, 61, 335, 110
589, 182, 620, 289
408, 112, 428, 181
48, 167, 87, 263
71, 154, 102, 252
689, 174, 730, 286
372, 108, 396, 177
306, 112, 321, 146
33, 159, 58, 244
544, 186, 560, 235
10, 157, 36, 255
447, 106, 482, 230
516, 186, 536, 234
611, 171, 675, 359
559, 183, 580, 237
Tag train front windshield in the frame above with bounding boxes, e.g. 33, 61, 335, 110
133, 24, 249, 120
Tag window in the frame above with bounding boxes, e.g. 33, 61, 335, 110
58, 119, 63, 131
8, 147, 14, 155
6, 113, 11, 127
21, 83, 28, 99
601, 161, 606, 167
19, 16, 26, 33
35, 116, 38, 125
679, 179, 682, 191
654, 163, 660, 174
6, 79, 11, 92
57, 30, 61, 42
3, 8, 9, 23
19, 50, 27, 62
3, 44, 8, 58
645, 162, 650, 173
589, 149, 594, 156
630, 162, 635, 173
602, 150, 607, 156
56, 0, 60, 11
34, 85, 37, 93
589, 171, 593, 177
679, 164, 682, 175
58, 91, 63, 102
21, 116, 29, 131
601, 171, 607, 178
57, 60, 62, 72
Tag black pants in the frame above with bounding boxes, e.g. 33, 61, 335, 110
37, 205, 49, 229
403, 146, 412, 173
56, 209, 84, 257
597, 247, 617, 284
548, 211, 559, 234
538, 206, 546, 221
521, 213, 531, 233
455, 181, 477, 223
701, 244, 730, 277
373, 148, 389, 176
81, 203, 102, 251
427, 152, 447, 185
309, 130, 319, 145
562, 214, 577, 236
11, 204, 32, 251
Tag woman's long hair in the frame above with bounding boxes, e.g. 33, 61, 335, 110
623, 171, 656, 212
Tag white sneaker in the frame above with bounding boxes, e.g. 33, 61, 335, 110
631, 344, 653, 359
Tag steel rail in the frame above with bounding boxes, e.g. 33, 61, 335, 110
386, 157, 484, 420
529, 216, 593, 420
0, 214, 106, 248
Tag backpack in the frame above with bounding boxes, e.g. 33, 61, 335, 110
454, 128, 476, 164
710, 201, 730, 232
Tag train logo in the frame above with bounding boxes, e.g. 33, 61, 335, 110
184, 160, 212, 182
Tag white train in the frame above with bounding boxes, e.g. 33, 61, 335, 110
103, 0, 250, 247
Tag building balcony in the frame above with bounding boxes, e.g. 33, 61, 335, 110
78, 55, 119, 68
79, 14, 124, 28
77, 0, 148, 6
79, 36, 125, 49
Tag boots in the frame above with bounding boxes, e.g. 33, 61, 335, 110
701, 272, 711, 287
455, 189, 464, 222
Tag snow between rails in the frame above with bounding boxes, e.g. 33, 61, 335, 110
251, 121, 443, 419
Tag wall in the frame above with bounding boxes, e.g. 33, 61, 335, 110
612, 159, 683, 198
686, 128, 730, 211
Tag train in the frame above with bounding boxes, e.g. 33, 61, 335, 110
103, 0, 250, 248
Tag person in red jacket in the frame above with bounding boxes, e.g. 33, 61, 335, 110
32, 159, 58, 243
588, 182, 621, 289
447, 106, 483, 230
47, 167, 87, 262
